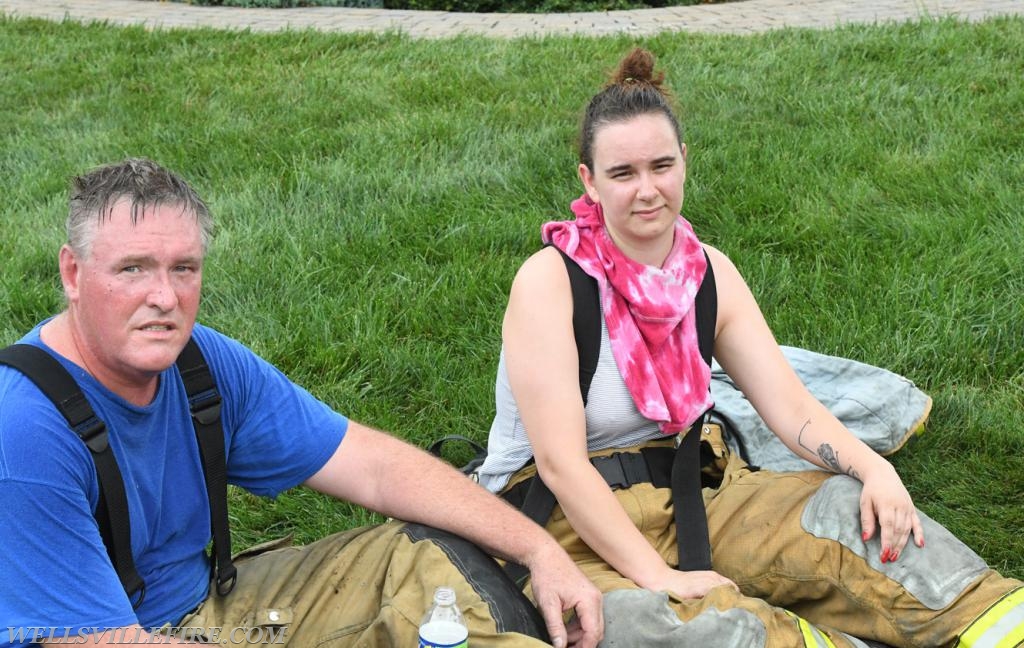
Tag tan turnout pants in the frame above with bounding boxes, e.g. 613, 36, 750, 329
506, 427, 1023, 648
176, 521, 549, 647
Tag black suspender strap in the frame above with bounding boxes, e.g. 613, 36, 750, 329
0, 337, 236, 602
671, 249, 720, 569
0, 344, 146, 606
675, 252, 717, 572
553, 247, 602, 408
176, 338, 237, 596
673, 421, 712, 571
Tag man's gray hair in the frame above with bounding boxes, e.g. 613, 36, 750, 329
67, 158, 213, 256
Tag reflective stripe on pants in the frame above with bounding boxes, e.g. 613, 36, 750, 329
786, 610, 837, 648
957, 586, 1024, 648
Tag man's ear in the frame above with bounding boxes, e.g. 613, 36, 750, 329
578, 163, 600, 204
58, 244, 82, 303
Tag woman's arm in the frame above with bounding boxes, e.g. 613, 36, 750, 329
707, 244, 924, 560
503, 247, 735, 598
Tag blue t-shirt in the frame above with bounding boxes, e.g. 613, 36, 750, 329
0, 323, 347, 646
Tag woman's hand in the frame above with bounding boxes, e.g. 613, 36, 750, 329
646, 565, 738, 600
858, 461, 925, 562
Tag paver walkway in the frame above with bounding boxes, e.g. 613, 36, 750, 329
1, 0, 1021, 38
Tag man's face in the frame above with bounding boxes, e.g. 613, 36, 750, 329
61, 200, 204, 388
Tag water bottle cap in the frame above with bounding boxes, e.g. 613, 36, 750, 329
433, 586, 457, 606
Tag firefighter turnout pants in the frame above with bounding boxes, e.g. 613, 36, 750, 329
174, 521, 549, 647
508, 430, 1024, 648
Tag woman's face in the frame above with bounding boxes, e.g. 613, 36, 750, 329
579, 112, 686, 264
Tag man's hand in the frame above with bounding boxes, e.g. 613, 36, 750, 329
306, 423, 605, 645
525, 540, 603, 648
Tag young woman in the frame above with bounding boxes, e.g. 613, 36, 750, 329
477, 48, 1023, 647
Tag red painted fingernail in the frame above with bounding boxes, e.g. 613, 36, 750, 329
862, 531, 870, 541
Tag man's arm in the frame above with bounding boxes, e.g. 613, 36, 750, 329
304, 422, 603, 648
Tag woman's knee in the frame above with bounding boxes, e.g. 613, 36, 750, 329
600, 589, 767, 648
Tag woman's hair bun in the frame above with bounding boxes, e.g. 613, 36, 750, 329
578, 46, 680, 169
611, 47, 666, 90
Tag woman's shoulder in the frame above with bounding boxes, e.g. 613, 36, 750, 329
518, 245, 568, 275
506, 246, 574, 323
701, 241, 727, 264
511, 246, 571, 295
701, 242, 743, 283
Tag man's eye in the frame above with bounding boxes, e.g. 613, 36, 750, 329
121, 266, 141, 273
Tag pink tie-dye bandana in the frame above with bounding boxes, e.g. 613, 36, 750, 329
542, 194, 713, 434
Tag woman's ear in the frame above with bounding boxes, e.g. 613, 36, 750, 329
680, 142, 688, 185
578, 163, 600, 203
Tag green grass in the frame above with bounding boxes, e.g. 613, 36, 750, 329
1, 16, 1021, 579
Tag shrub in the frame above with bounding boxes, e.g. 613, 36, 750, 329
173, 0, 728, 14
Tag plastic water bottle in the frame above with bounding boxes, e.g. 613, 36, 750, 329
418, 586, 469, 648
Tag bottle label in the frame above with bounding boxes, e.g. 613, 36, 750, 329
418, 620, 469, 648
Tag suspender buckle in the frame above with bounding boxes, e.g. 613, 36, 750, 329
593, 453, 629, 490
592, 452, 652, 490
127, 579, 147, 609
189, 389, 223, 425
215, 564, 238, 596
75, 417, 109, 453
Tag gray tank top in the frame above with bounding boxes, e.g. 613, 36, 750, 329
477, 315, 663, 493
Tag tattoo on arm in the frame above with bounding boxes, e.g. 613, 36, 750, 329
796, 419, 861, 479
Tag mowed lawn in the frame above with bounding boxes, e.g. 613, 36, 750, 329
1, 15, 1021, 577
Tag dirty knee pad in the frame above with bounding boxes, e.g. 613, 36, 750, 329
801, 475, 988, 609
600, 589, 766, 648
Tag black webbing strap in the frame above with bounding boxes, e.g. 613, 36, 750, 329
176, 339, 237, 596
553, 246, 602, 408
673, 253, 717, 571
673, 421, 711, 571
0, 344, 146, 606
503, 446, 675, 507
592, 448, 673, 490
502, 250, 718, 581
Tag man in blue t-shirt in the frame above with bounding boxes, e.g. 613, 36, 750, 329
0, 158, 603, 648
